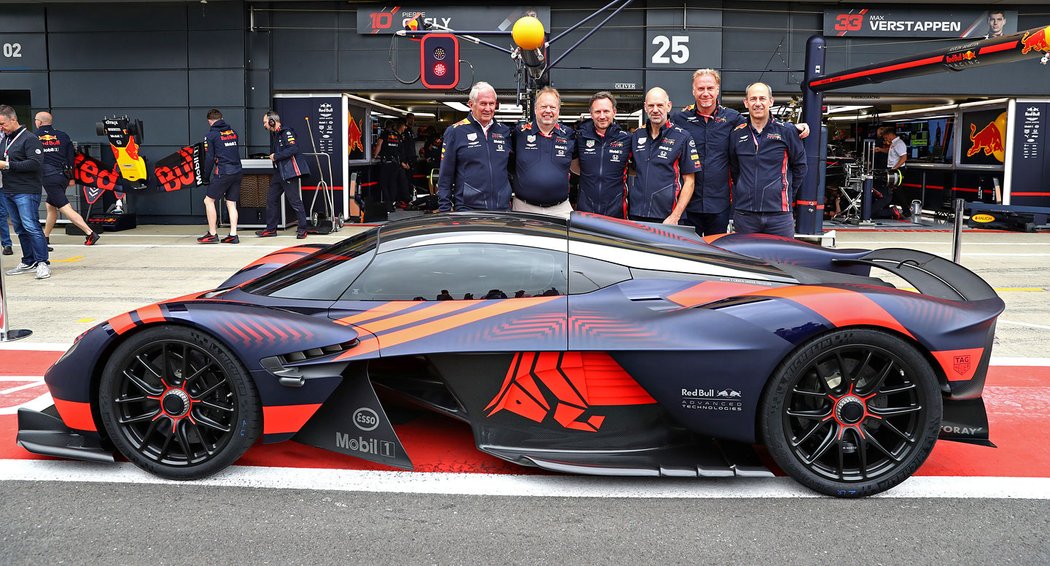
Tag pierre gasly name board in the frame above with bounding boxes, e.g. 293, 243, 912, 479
824, 8, 1018, 38
358, 5, 551, 36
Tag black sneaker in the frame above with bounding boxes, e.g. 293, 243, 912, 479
255, 229, 278, 238
84, 232, 100, 246
197, 232, 219, 244
1, 245, 11, 256
46, 236, 53, 252
296, 230, 308, 240
221, 234, 240, 244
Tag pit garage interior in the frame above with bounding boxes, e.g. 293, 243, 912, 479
1, 0, 1048, 232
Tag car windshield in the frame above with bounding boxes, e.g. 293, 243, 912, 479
242, 229, 379, 300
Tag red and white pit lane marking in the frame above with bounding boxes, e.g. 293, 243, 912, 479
2, 345, 1049, 499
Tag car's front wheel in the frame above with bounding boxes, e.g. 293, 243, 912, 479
760, 329, 942, 497
99, 326, 261, 480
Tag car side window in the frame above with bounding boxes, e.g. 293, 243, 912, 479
341, 243, 567, 301
568, 254, 632, 294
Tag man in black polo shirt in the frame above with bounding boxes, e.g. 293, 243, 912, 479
629, 87, 700, 225
511, 86, 576, 218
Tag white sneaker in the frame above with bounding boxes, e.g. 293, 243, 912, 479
35, 262, 51, 280
5, 262, 36, 276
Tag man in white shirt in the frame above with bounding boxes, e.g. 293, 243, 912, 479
873, 126, 907, 218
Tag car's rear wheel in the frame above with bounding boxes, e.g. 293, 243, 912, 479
99, 326, 261, 480
760, 329, 942, 497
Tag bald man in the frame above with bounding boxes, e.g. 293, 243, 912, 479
728, 83, 807, 238
628, 87, 700, 224
34, 112, 100, 246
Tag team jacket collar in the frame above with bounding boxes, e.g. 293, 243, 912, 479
525, 120, 567, 138
580, 120, 621, 140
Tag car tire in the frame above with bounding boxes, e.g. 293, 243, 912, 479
99, 325, 261, 480
760, 328, 942, 497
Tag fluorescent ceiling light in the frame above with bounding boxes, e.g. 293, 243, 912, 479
443, 101, 469, 111
826, 105, 872, 114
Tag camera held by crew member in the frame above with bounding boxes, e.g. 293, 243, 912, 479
373, 119, 411, 209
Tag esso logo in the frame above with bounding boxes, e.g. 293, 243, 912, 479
353, 407, 379, 431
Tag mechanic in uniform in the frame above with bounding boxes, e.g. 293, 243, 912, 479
198, 108, 243, 244
628, 87, 700, 225
571, 91, 631, 218
872, 125, 908, 219
671, 69, 809, 236
34, 112, 100, 249
0, 105, 50, 279
437, 81, 512, 212
728, 83, 807, 238
510, 86, 576, 218
373, 119, 411, 208
258, 111, 310, 239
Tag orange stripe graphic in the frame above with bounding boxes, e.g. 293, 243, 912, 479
262, 404, 323, 434
108, 312, 136, 335
667, 280, 772, 308
53, 397, 97, 432
749, 285, 914, 338
334, 302, 421, 327
355, 301, 479, 333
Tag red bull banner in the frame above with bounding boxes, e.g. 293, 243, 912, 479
961, 109, 1008, 166
72, 151, 122, 193
153, 143, 207, 193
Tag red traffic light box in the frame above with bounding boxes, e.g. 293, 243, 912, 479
420, 33, 459, 90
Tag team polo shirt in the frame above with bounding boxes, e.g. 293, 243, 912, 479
629, 122, 701, 219
670, 104, 744, 214
575, 121, 631, 218
728, 119, 807, 213
511, 121, 575, 205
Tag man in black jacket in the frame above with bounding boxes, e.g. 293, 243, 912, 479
199, 109, 243, 244
0, 105, 50, 279
258, 111, 310, 239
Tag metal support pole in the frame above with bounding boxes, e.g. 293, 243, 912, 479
797, 34, 826, 236
861, 176, 873, 222
0, 255, 33, 342
952, 198, 965, 263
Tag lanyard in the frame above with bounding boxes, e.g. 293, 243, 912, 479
3, 128, 26, 160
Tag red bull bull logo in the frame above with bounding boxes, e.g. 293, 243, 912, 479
1020, 26, 1050, 55
485, 352, 656, 432
348, 116, 364, 154
967, 123, 1004, 158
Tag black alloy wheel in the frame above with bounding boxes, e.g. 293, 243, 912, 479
761, 329, 942, 497
99, 326, 261, 480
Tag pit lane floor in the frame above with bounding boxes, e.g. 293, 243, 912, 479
1, 224, 1048, 562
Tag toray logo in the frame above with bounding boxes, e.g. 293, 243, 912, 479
1020, 26, 1050, 55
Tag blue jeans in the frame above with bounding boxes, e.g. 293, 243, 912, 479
0, 195, 12, 247
1, 192, 49, 265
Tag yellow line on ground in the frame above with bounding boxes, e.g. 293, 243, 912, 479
51, 256, 84, 263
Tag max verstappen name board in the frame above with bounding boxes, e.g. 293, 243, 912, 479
824, 8, 1018, 38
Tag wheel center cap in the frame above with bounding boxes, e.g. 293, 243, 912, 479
835, 395, 865, 424
162, 389, 191, 417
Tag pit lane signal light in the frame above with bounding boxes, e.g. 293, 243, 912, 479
420, 33, 459, 90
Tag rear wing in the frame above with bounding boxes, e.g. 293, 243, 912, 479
834, 248, 999, 302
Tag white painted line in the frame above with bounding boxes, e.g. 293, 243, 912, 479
997, 319, 1050, 331
0, 342, 71, 351
0, 460, 1046, 499
991, 357, 1050, 366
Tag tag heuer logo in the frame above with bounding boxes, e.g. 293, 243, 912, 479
586, 140, 595, 148
638, 138, 646, 145
466, 133, 478, 141
527, 135, 536, 143
953, 355, 971, 376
